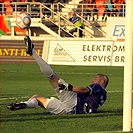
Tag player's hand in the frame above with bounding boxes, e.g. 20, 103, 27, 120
58, 79, 68, 91
58, 79, 73, 93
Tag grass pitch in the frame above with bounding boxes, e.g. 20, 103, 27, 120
0, 64, 124, 133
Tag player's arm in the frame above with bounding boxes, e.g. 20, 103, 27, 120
69, 86, 88, 93
58, 79, 92, 94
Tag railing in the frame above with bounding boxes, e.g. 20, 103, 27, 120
58, 2, 106, 36
41, 3, 94, 38
70, 3, 126, 19
0, 2, 43, 17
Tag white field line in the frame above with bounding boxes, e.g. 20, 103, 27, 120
1, 70, 113, 76
0, 91, 122, 101
108, 91, 122, 93
88, 131, 124, 133
0, 96, 29, 101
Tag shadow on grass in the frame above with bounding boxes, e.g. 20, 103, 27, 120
2, 108, 123, 123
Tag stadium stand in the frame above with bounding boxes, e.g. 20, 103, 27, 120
0, 0, 126, 37
1, 0, 126, 19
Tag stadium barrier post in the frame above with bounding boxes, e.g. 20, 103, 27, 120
123, 0, 133, 131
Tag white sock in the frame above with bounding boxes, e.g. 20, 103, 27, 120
24, 98, 38, 108
32, 50, 54, 78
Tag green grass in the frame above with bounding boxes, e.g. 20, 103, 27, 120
0, 64, 125, 133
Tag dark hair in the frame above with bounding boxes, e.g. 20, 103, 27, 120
97, 74, 109, 88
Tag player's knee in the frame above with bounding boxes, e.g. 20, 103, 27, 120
48, 74, 60, 89
31, 94, 40, 98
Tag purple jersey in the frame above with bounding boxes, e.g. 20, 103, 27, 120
75, 84, 107, 114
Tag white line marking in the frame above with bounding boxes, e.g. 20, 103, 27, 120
89, 131, 123, 133
0, 96, 29, 101
108, 91, 122, 93
1, 70, 113, 76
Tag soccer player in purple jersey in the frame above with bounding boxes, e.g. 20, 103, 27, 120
7, 36, 109, 114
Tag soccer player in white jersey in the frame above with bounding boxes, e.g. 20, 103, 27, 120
7, 36, 109, 114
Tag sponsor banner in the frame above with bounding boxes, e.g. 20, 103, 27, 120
107, 18, 125, 39
47, 40, 124, 66
0, 40, 43, 63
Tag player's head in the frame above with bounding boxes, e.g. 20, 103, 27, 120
72, 11, 75, 15
92, 74, 109, 88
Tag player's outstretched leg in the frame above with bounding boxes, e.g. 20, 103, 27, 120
7, 95, 47, 111
24, 35, 54, 78
24, 35, 34, 56
24, 35, 60, 89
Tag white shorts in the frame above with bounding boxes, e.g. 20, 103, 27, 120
45, 88, 77, 114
